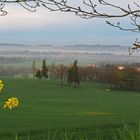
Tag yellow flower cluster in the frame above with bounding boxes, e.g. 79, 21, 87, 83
0, 79, 19, 110
0, 80, 4, 92
4, 97, 19, 110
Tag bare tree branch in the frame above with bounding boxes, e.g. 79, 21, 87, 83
0, 0, 140, 55
0, 3, 7, 16
1, 0, 138, 33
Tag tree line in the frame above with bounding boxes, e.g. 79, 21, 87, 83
0, 59, 140, 91
33, 60, 140, 91
34, 60, 80, 87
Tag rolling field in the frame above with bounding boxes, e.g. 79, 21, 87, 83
0, 78, 140, 139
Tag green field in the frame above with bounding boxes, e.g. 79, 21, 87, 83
0, 78, 140, 139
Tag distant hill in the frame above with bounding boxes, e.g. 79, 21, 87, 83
0, 43, 128, 48
65, 44, 128, 48
0, 43, 30, 47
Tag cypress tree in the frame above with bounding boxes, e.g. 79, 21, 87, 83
42, 60, 48, 79
67, 60, 80, 87
35, 69, 42, 79
73, 60, 80, 86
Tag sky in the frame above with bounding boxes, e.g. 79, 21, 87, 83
0, 1, 139, 46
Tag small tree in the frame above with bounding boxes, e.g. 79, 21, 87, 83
42, 60, 48, 79
73, 60, 80, 86
67, 60, 80, 87
32, 60, 36, 79
67, 64, 74, 85
35, 69, 42, 79
120, 67, 135, 90
105, 65, 120, 89
60, 64, 65, 87
49, 62, 56, 80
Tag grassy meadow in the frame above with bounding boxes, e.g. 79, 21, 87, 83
0, 77, 140, 139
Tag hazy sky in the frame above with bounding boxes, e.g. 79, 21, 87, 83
0, 2, 139, 46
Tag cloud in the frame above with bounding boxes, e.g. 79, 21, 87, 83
0, 0, 135, 31
0, 1, 138, 46
0, 5, 84, 31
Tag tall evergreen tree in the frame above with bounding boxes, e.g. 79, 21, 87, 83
67, 60, 80, 87
35, 69, 42, 79
73, 60, 80, 86
67, 65, 74, 85
42, 60, 48, 79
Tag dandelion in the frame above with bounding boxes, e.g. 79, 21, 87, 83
4, 97, 19, 109
0, 80, 4, 92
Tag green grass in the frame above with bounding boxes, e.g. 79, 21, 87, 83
0, 77, 140, 139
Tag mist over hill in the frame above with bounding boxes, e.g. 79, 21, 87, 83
0, 43, 129, 54
0, 43, 139, 65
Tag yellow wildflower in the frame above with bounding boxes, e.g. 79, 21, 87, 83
0, 80, 4, 92
4, 97, 19, 109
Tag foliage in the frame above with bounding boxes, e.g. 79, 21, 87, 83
96, 64, 140, 91
119, 67, 135, 90
67, 60, 80, 87
32, 60, 36, 79
35, 69, 42, 79
42, 60, 48, 79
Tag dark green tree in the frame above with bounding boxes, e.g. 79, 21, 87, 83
67, 60, 80, 87
35, 69, 42, 79
67, 64, 74, 85
73, 60, 80, 86
42, 60, 48, 79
